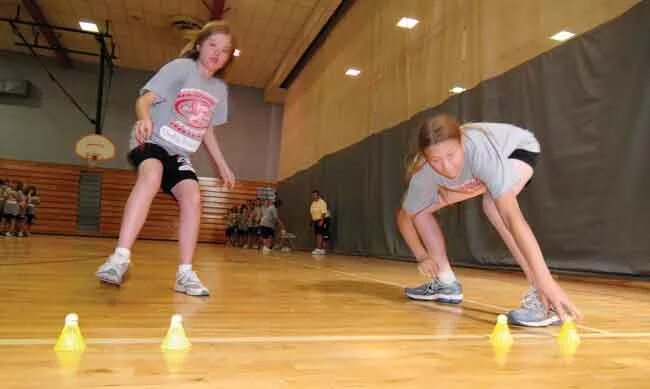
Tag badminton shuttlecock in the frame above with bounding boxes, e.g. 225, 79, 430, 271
161, 314, 191, 351
557, 318, 580, 358
54, 313, 86, 352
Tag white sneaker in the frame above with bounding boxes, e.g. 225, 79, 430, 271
95, 254, 130, 285
262, 246, 272, 254
311, 248, 320, 255
175, 270, 209, 296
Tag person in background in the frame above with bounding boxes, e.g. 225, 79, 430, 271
310, 190, 331, 255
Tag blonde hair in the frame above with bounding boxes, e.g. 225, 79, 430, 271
180, 20, 235, 77
405, 113, 462, 180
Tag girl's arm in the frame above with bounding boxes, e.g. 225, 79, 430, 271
134, 92, 157, 143
495, 192, 581, 321
203, 127, 235, 189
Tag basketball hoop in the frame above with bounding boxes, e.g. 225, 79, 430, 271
86, 153, 99, 168
75, 134, 115, 167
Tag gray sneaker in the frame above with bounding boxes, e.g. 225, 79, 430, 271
405, 279, 463, 304
175, 270, 210, 296
95, 255, 130, 285
507, 287, 561, 327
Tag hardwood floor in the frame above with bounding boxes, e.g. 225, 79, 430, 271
0, 236, 648, 388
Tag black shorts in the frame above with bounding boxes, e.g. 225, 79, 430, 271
248, 227, 258, 235
313, 217, 331, 240
225, 226, 235, 237
128, 143, 198, 195
509, 149, 539, 169
509, 149, 539, 186
2, 213, 15, 221
259, 226, 275, 239
26, 214, 35, 225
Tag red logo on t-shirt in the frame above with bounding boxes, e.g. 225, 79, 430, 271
173, 89, 217, 133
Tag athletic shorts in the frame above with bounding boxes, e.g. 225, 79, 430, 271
128, 143, 198, 196
509, 149, 539, 186
313, 217, 331, 240
259, 226, 275, 239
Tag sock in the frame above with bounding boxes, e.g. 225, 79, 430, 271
437, 269, 457, 285
110, 247, 131, 264
178, 264, 192, 274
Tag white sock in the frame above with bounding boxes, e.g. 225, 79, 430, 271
110, 247, 130, 264
178, 264, 192, 274
437, 269, 457, 285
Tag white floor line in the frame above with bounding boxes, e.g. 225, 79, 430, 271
286, 258, 610, 334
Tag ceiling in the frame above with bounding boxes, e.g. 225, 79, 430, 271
0, 0, 341, 102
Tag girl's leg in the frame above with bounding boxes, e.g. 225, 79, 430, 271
96, 159, 163, 285
400, 188, 486, 273
170, 178, 209, 296
402, 188, 485, 302
116, 159, 164, 249
170, 179, 201, 265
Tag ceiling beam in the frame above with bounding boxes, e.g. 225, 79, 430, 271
212, 0, 226, 20
263, 0, 342, 104
21, 0, 72, 67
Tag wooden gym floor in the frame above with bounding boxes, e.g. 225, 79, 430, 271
0, 236, 648, 388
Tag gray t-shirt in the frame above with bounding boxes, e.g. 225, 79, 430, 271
260, 205, 279, 229
402, 122, 540, 214
131, 58, 229, 157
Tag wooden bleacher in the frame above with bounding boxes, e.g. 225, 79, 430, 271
0, 159, 274, 243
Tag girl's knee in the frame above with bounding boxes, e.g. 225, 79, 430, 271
180, 190, 201, 210
482, 195, 496, 214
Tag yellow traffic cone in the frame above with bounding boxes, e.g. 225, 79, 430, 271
557, 318, 580, 358
161, 314, 191, 351
54, 313, 86, 352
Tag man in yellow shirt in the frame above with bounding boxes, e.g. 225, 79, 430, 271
310, 190, 330, 255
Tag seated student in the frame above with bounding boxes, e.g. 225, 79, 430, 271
224, 206, 238, 247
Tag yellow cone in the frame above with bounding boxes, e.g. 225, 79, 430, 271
54, 313, 86, 352
490, 314, 514, 348
161, 314, 191, 351
557, 318, 580, 358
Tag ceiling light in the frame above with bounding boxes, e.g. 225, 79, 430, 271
550, 30, 575, 42
233, 49, 241, 57
79, 20, 99, 33
345, 68, 361, 77
449, 85, 466, 94
396, 17, 419, 29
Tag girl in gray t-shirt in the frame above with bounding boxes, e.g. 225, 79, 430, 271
398, 113, 580, 327
96, 21, 237, 297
